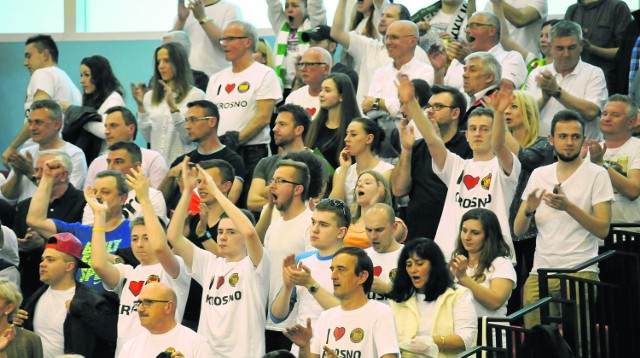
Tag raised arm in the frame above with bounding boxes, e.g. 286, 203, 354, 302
328, 148, 352, 201
397, 75, 448, 170
198, 164, 264, 266
271, 254, 298, 321
26, 159, 60, 238
486, 90, 515, 175
189, 0, 226, 52
390, 119, 415, 197
330, 0, 352, 50
498, 0, 543, 28
491, 0, 528, 60
127, 168, 181, 278
85, 186, 121, 289
166, 157, 199, 268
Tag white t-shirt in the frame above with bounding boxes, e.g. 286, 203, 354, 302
524, 160, 614, 273
365, 245, 403, 304
524, 61, 608, 140
188, 248, 270, 357
139, 87, 204, 165
426, 9, 468, 43
311, 300, 400, 357
25, 66, 82, 112
285, 85, 321, 120
82, 187, 167, 225
117, 324, 213, 358
180, 0, 241, 76
0, 142, 87, 204
108, 260, 191, 355
485, 0, 548, 57
433, 151, 520, 261
85, 147, 168, 190
34, 286, 76, 358
347, 32, 430, 103
464, 256, 516, 318
368, 58, 435, 116
601, 137, 640, 224
336, 160, 394, 213
265, 208, 313, 331
205, 62, 283, 145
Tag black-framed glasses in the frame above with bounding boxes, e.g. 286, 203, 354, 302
185, 116, 213, 124
218, 36, 248, 44
320, 198, 348, 219
134, 299, 171, 308
426, 103, 455, 111
269, 177, 302, 186
466, 23, 494, 30
295, 62, 327, 68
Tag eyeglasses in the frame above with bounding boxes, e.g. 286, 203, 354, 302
269, 177, 302, 186
466, 23, 495, 30
320, 198, 348, 219
134, 299, 172, 308
295, 62, 327, 68
218, 36, 248, 44
426, 103, 455, 111
185, 116, 213, 124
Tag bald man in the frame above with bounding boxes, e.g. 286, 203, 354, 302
285, 47, 333, 120
118, 283, 213, 358
364, 20, 434, 116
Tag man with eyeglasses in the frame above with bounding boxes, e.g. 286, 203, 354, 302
205, 20, 282, 205
271, 198, 350, 355
436, 11, 525, 95
364, 20, 434, 116
331, 0, 430, 103
392, 84, 472, 240
84, 106, 168, 190
159, 100, 246, 209
285, 47, 332, 120
118, 283, 213, 357
262, 160, 314, 352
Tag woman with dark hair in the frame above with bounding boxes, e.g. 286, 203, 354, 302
390, 238, 477, 357
329, 117, 393, 213
131, 42, 204, 164
450, 208, 516, 319
305, 73, 361, 170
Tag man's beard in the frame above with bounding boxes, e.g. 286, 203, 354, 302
555, 150, 580, 162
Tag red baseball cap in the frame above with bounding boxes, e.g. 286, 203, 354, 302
46, 233, 90, 268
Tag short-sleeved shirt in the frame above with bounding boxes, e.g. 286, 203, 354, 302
601, 137, 640, 224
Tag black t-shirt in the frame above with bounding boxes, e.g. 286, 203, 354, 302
406, 132, 472, 240
314, 125, 339, 171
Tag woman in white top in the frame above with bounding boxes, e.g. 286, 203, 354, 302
390, 238, 477, 357
132, 43, 204, 164
450, 208, 516, 319
330, 116, 394, 213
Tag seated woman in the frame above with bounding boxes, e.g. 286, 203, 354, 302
329, 117, 393, 213
389, 238, 477, 357
0, 279, 43, 357
450, 208, 516, 320
343, 170, 406, 248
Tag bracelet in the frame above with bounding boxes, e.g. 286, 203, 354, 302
92, 227, 106, 232
170, 107, 180, 113
524, 210, 536, 218
198, 231, 212, 243
198, 16, 210, 25
440, 336, 445, 346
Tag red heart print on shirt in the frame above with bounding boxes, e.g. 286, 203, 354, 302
463, 175, 480, 190
128, 281, 144, 296
334, 327, 346, 341
216, 276, 224, 289
373, 266, 382, 277
225, 83, 236, 94
306, 108, 317, 116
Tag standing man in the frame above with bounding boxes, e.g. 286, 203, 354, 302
365, 20, 434, 116
117, 283, 213, 357
85, 106, 168, 190
588, 94, 640, 226
0, 100, 87, 205
3, 34, 82, 167
286, 247, 400, 358
301, 25, 359, 89
263, 160, 313, 352
172, 0, 241, 76
515, 110, 613, 329
392, 84, 472, 240
21, 233, 117, 358
524, 20, 608, 140
285, 47, 332, 120
205, 20, 282, 190
364, 203, 403, 303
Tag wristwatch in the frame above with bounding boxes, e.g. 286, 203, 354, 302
603, 162, 611, 170
524, 210, 536, 218
198, 16, 210, 25
308, 283, 320, 295
551, 87, 562, 99
371, 98, 381, 111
